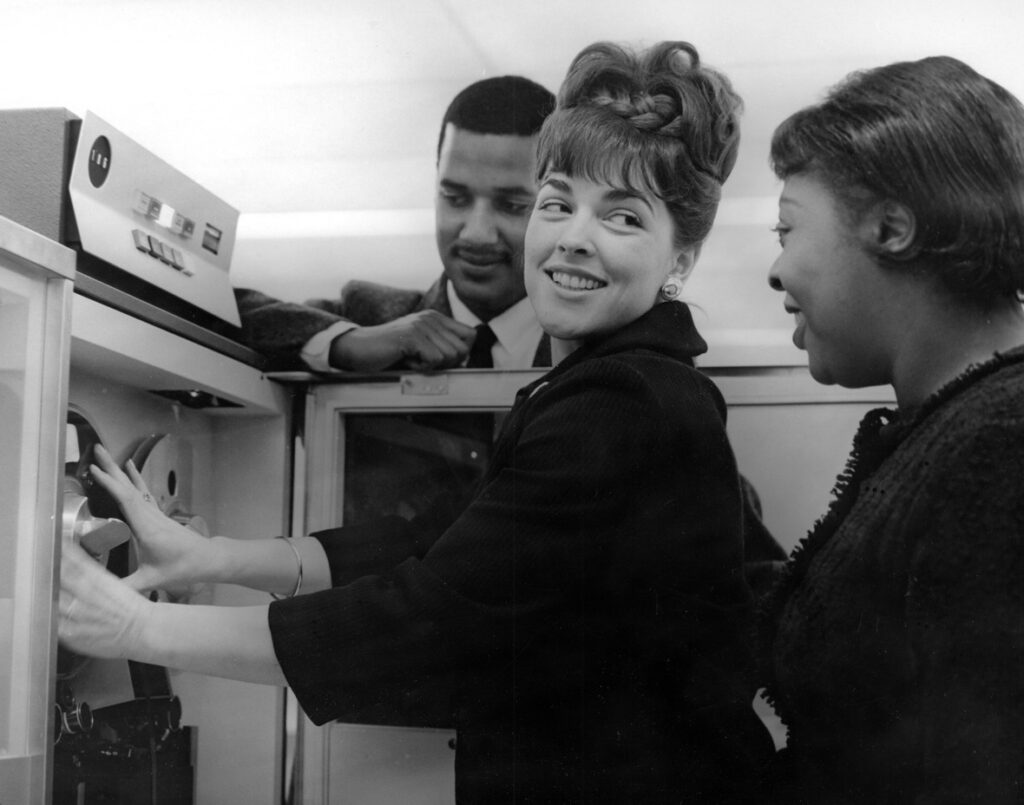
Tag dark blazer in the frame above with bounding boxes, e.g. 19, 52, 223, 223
268, 302, 774, 804
234, 277, 551, 370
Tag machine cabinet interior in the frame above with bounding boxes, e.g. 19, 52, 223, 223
60, 294, 293, 805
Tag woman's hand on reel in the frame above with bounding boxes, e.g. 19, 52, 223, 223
89, 444, 215, 594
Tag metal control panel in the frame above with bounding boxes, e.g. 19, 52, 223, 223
68, 112, 241, 327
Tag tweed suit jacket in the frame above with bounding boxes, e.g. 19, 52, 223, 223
234, 277, 551, 370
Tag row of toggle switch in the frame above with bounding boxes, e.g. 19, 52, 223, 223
133, 189, 196, 238
132, 228, 193, 275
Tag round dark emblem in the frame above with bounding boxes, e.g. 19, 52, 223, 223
87, 136, 111, 188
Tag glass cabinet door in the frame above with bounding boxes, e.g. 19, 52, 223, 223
293, 369, 542, 805
0, 221, 75, 805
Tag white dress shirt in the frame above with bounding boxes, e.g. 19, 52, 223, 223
446, 285, 543, 370
299, 285, 544, 371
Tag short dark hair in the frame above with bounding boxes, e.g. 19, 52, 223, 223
536, 41, 742, 249
771, 55, 1024, 301
437, 76, 554, 158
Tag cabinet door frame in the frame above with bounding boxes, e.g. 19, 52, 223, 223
0, 224, 75, 805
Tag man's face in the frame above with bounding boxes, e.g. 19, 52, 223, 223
435, 125, 538, 321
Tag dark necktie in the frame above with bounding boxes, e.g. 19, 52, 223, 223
466, 323, 497, 368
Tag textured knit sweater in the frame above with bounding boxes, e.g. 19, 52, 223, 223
760, 346, 1024, 804
270, 302, 774, 803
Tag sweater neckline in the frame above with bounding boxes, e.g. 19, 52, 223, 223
887, 343, 1024, 435
516, 302, 707, 401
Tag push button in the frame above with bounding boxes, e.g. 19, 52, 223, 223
132, 228, 150, 253
130, 229, 194, 276
154, 241, 173, 264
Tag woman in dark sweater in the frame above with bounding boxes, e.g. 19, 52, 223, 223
61, 41, 774, 802
762, 55, 1024, 803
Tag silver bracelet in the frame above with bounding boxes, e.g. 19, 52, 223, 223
271, 536, 303, 600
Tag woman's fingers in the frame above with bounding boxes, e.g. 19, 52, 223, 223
60, 536, 97, 590
88, 461, 122, 500
124, 459, 157, 504
92, 443, 128, 482
91, 445, 160, 510
90, 448, 143, 505
59, 540, 148, 660
59, 542, 111, 648
84, 444, 206, 596
89, 445, 132, 500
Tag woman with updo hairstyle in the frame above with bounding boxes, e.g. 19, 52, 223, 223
762, 55, 1024, 803
60, 40, 775, 803
539, 41, 740, 249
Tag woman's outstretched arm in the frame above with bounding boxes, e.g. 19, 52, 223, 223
88, 444, 330, 597
59, 539, 287, 686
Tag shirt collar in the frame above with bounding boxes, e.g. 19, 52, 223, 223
446, 283, 542, 360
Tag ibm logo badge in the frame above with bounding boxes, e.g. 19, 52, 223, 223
88, 136, 111, 188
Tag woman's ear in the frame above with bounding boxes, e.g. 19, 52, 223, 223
872, 201, 916, 257
672, 244, 702, 283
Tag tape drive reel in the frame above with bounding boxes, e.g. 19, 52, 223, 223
57, 406, 210, 741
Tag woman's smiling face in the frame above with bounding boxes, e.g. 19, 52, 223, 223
768, 172, 898, 388
524, 171, 692, 343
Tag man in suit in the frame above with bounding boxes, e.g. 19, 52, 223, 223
235, 75, 555, 371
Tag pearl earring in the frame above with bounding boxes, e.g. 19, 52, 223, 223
660, 276, 684, 301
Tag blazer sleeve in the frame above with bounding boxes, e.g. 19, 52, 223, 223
310, 490, 471, 587
234, 287, 350, 369
234, 280, 436, 368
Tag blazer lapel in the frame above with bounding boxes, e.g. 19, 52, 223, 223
419, 276, 453, 317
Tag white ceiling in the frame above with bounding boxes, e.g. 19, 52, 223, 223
2, 0, 1022, 329
3, 0, 1020, 215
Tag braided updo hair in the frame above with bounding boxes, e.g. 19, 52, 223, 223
537, 41, 742, 248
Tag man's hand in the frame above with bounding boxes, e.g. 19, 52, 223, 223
328, 310, 477, 371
